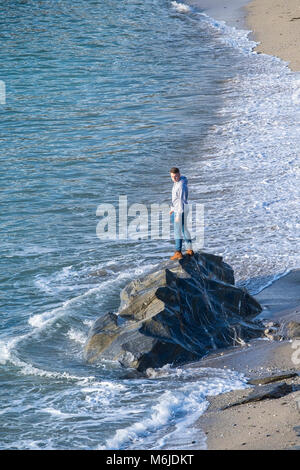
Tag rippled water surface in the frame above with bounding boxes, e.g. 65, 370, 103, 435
1, 0, 299, 449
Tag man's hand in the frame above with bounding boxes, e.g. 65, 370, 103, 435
170, 209, 180, 222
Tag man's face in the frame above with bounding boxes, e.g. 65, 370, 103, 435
170, 172, 180, 182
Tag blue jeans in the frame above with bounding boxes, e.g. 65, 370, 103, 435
171, 212, 192, 252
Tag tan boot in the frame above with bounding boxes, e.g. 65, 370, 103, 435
186, 249, 194, 256
170, 251, 183, 260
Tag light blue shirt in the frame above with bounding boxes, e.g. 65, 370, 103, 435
170, 175, 189, 216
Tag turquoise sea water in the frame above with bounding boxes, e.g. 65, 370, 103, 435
1, 0, 299, 449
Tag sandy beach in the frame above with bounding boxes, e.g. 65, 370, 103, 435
245, 0, 300, 72
190, 270, 300, 450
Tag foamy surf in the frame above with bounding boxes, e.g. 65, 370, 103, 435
0, 332, 93, 381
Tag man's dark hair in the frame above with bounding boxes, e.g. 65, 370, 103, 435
170, 167, 180, 174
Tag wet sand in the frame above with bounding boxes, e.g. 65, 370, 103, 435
191, 269, 300, 450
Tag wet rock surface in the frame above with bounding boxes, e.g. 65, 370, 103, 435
84, 252, 264, 371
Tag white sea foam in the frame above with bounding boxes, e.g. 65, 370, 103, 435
170, 3, 257, 56
171, 1, 191, 14
0, 334, 94, 381
3, 261, 160, 385
0, 335, 30, 366
6, 245, 56, 258
199, 13, 257, 55
250, 268, 292, 295
179, 7, 300, 290
146, 363, 186, 379
4, 439, 56, 450
0, 339, 15, 365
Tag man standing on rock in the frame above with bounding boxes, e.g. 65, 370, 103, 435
169, 167, 194, 260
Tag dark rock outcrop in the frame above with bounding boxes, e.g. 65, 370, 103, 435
84, 252, 264, 371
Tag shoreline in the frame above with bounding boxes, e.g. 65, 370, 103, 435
176, 0, 300, 450
189, 269, 300, 450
